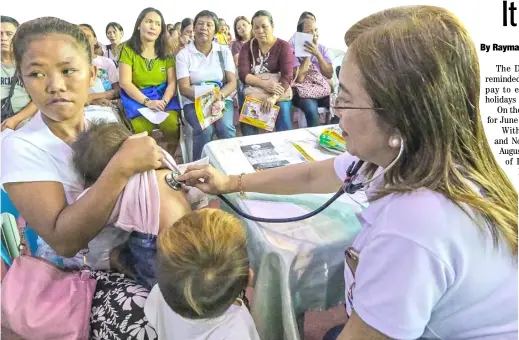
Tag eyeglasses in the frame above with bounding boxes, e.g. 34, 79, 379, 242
329, 93, 385, 113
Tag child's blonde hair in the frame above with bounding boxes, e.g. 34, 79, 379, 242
156, 209, 249, 319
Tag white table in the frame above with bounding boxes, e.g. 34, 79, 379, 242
202, 126, 366, 340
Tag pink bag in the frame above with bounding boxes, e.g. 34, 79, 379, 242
1, 221, 96, 340
293, 61, 332, 99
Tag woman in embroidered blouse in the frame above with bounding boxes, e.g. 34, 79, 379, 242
119, 7, 180, 155
238, 10, 293, 136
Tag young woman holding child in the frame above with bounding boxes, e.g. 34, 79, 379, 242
1, 16, 161, 339
2, 15, 262, 340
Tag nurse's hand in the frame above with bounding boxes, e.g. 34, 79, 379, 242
109, 132, 163, 178
177, 164, 232, 195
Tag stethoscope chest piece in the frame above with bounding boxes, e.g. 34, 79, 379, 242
165, 171, 183, 191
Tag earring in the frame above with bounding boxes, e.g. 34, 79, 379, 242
389, 137, 400, 148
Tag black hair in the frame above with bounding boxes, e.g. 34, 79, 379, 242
71, 119, 131, 187
297, 18, 316, 33
127, 7, 167, 59
180, 18, 193, 33
298, 11, 316, 22
297, 21, 304, 33
79, 23, 97, 38
251, 10, 274, 26
194, 10, 220, 33
1, 16, 19, 28
12, 17, 92, 75
297, 12, 317, 31
174, 22, 181, 30
105, 22, 123, 36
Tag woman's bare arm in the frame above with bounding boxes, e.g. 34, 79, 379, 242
180, 158, 344, 196
316, 53, 333, 79
233, 158, 342, 194
87, 83, 120, 104
178, 77, 195, 102
5, 165, 129, 257
119, 63, 148, 104
295, 57, 311, 83
221, 71, 237, 98
4, 135, 161, 257
162, 66, 177, 103
338, 312, 390, 340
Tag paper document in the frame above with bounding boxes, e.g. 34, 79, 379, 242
137, 107, 169, 124
194, 85, 223, 129
294, 32, 314, 57
194, 85, 215, 97
240, 96, 280, 131
241, 142, 307, 171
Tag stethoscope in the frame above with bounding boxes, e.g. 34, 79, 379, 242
165, 139, 404, 223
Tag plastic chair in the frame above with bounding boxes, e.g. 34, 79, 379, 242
2, 239, 12, 267
1, 191, 38, 255
1, 213, 21, 271
1, 189, 18, 218
177, 89, 193, 164
1, 213, 20, 260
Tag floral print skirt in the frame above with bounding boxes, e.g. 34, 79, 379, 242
89, 271, 157, 340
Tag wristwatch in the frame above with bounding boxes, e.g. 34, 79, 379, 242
143, 97, 150, 106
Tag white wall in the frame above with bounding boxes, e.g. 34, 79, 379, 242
4, 0, 516, 187
1, 0, 487, 52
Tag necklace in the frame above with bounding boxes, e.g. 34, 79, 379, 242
144, 58, 155, 71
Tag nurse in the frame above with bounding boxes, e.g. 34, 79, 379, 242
179, 5, 518, 340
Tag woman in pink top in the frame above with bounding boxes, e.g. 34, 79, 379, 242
181, 5, 518, 340
231, 16, 252, 114
231, 16, 252, 66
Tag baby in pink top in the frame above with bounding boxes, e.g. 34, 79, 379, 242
71, 120, 204, 288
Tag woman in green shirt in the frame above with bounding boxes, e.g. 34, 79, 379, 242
119, 7, 179, 155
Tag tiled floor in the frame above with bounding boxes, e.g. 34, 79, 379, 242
2, 308, 347, 340
245, 287, 346, 340
304, 306, 346, 340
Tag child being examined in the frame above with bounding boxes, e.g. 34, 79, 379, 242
71, 119, 204, 288
145, 209, 261, 340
